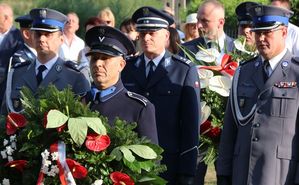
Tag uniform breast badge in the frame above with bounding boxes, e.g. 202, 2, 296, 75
274, 81, 297, 88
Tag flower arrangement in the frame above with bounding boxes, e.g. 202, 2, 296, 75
0, 85, 166, 185
180, 36, 256, 165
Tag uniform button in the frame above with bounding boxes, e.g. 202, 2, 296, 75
167, 90, 171, 94
255, 123, 260, 127
145, 92, 150, 96
257, 109, 262, 113
252, 137, 259, 142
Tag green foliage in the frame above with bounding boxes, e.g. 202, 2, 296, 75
0, 85, 166, 184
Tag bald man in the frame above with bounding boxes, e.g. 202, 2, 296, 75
0, 3, 23, 106
180, 0, 234, 63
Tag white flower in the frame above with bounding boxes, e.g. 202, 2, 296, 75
234, 39, 254, 55
195, 48, 220, 63
5, 146, 14, 155
2, 178, 10, 185
47, 170, 56, 177
41, 149, 50, 159
51, 152, 58, 161
42, 159, 51, 167
9, 135, 16, 143
208, 76, 232, 97
92, 179, 103, 185
197, 69, 214, 89
10, 142, 16, 150
200, 102, 211, 124
1, 150, 7, 159
7, 156, 13, 162
3, 139, 8, 146
51, 165, 59, 174
41, 166, 49, 173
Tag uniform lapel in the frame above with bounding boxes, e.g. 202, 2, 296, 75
23, 62, 38, 91
263, 51, 292, 90
146, 52, 171, 88
39, 58, 62, 86
250, 57, 265, 91
131, 55, 147, 89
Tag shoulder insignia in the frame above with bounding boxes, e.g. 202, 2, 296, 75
64, 60, 80, 72
172, 54, 192, 65
239, 55, 258, 66
126, 91, 148, 106
12, 60, 31, 68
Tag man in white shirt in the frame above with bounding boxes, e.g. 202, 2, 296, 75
59, 12, 84, 62
271, 0, 299, 56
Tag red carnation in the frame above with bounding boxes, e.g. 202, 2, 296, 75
200, 120, 212, 135
5, 160, 28, 172
6, 113, 27, 135
110, 171, 134, 185
85, 133, 110, 152
66, 159, 88, 179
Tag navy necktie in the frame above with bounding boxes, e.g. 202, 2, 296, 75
147, 60, 155, 82
263, 60, 270, 81
36, 65, 47, 85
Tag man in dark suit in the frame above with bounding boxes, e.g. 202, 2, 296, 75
0, 3, 23, 106
217, 5, 299, 185
121, 6, 200, 185
3, 8, 90, 114
12, 14, 36, 65
180, 0, 234, 62
83, 25, 158, 144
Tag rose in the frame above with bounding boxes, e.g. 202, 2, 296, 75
200, 120, 212, 135
85, 133, 111, 152
110, 171, 134, 185
66, 159, 88, 179
6, 113, 27, 135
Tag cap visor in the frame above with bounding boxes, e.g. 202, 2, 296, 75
85, 49, 121, 57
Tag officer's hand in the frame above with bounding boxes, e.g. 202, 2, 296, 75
177, 175, 195, 185
217, 175, 232, 185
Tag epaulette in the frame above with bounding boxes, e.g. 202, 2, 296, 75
172, 54, 192, 65
126, 91, 148, 106
292, 57, 299, 63
12, 60, 31, 68
64, 61, 80, 72
239, 55, 258, 66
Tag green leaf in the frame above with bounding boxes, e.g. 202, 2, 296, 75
84, 117, 106, 135
119, 146, 135, 162
46, 110, 68, 129
110, 147, 123, 161
68, 117, 88, 146
123, 158, 141, 173
127, 145, 157, 159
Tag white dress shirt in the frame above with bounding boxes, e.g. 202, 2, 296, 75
59, 34, 85, 62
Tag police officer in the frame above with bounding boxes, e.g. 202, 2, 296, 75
121, 6, 200, 185
2, 8, 90, 114
235, 1, 260, 47
83, 25, 158, 144
217, 5, 299, 185
12, 14, 36, 65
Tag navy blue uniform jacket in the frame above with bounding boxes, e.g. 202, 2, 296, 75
86, 80, 158, 144
121, 51, 200, 181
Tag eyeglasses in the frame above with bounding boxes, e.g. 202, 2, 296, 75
254, 27, 284, 37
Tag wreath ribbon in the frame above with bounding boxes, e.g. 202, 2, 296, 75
36, 141, 76, 185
